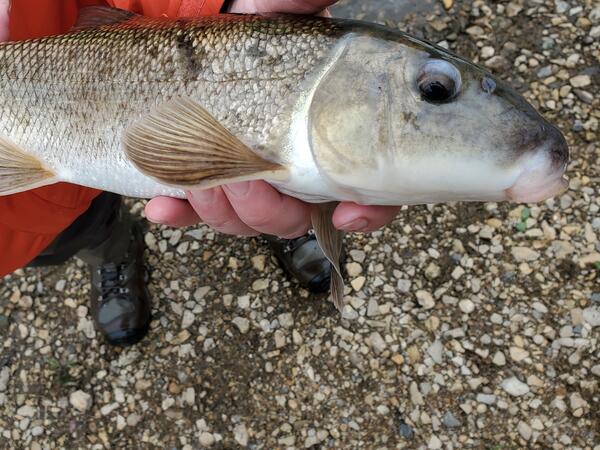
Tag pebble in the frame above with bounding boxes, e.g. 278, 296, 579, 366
476, 394, 497, 405
442, 411, 461, 428
428, 434, 442, 449
427, 340, 443, 364
570, 74, 591, 88
368, 332, 386, 354
582, 307, 600, 327
517, 421, 532, 440
511, 247, 540, 262
416, 290, 435, 309
492, 351, 506, 366
232, 317, 250, 334
345, 262, 363, 277
458, 299, 475, 314
70, 390, 93, 412
199, 432, 215, 447
233, 423, 249, 447
501, 377, 530, 397
509, 346, 530, 362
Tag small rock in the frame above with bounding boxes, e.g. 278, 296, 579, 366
351, 276, 366, 291
416, 290, 435, 309
570, 74, 591, 88
181, 310, 195, 329
17, 405, 35, 417
368, 332, 386, 354
427, 340, 443, 364
442, 411, 461, 428
232, 317, 250, 334
512, 247, 540, 262
476, 394, 497, 405
70, 390, 93, 412
517, 421, 532, 440
500, 377, 530, 397
349, 249, 366, 263
199, 432, 215, 447
278, 313, 294, 329
458, 299, 475, 314
509, 346, 530, 362
582, 307, 600, 327
428, 434, 442, 449
399, 422, 413, 439
492, 351, 506, 366
251, 255, 266, 271
345, 262, 363, 277
233, 423, 249, 447
251, 279, 269, 291
0, 367, 9, 391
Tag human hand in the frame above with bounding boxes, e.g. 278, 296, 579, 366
145, 0, 401, 238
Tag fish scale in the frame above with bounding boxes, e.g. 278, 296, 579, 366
0, 14, 341, 197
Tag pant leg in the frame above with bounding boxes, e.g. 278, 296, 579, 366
28, 193, 131, 267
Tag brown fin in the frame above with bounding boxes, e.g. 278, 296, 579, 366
123, 98, 288, 189
311, 203, 346, 312
0, 137, 56, 196
73, 6, 137, 31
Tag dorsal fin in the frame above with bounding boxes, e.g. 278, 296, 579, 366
73, 6, 137, 31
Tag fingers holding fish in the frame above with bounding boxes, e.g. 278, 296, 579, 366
186, 187, 260, 237
145, 197, 202, 228
222, 181, 313, 239
333, 204, 402, 233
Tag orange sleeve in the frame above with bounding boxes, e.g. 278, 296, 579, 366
0, 0, 224, 276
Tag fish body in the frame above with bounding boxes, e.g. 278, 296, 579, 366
0, 9, 568, 204
0, 8, 570, 310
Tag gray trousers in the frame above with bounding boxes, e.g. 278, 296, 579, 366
28, 193, 131, 267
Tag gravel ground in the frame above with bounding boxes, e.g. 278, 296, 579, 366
1, 0, 599, 449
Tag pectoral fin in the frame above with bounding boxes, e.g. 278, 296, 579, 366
0, 137, 56, 196
123, 98, 288, 189
311, 203, 346, 312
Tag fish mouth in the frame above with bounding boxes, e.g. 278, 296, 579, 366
504, 134, 569, 203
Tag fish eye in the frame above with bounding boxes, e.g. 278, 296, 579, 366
417, 59, 462, 104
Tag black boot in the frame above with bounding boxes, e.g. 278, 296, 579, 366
265, 232, 334, 293
29, 193, 151, 346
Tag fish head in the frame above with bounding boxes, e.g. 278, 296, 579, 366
308, 29, 569, 205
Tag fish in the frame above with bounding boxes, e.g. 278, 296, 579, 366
0, 6, 569, 310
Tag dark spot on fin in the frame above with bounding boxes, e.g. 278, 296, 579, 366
123, 98, 288, 189
0, 137, 56, 196
311, 203, 346, 312
73, 6, 137, 31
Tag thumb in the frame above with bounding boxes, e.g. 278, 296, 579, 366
0, 0, 8, 41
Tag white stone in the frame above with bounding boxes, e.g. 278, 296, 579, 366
0, 367, 9, 392
492, 351, 506, 366
232, 317, 250, 334
199, 432, 215, 447
517, 421, 532, 440
277, 313, 294, 329
368, 332, 386, 354
181, 310, 195, 329
427, 340, 444, 364
500, 377, 530, 396
233, 423, 249, 447
70, 390, 93, 412
17, 405, 35, 417
511, 246, 540, 262
582, 307, 600, 327
416, 290, 435, 309
458, 299, 475, 314
428, 434, 442, 449
509, 346, 530, 362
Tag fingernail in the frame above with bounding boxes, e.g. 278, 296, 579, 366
226, 182, 250, 197
190, 188, 215, 203
339, 218, 369, 231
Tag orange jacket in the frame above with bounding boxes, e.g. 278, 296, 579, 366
0, 0, 224, 276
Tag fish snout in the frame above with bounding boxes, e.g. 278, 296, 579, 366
505, 125, 570, 203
